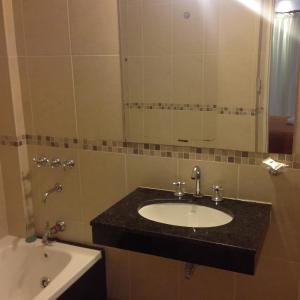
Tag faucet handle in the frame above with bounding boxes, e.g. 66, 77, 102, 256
33, 156, 49, 168
211, 185, 223, 203
52, 221, 66, 233
50, 158, 62, 168
62, 159, 75, 171
173, 181, 185, 197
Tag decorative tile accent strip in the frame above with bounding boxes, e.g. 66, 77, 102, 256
0, 135, 26, 147
124, 102, 262, 116
3, 134, 298, 168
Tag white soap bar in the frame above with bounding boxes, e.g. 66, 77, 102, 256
262, 158, 288, 171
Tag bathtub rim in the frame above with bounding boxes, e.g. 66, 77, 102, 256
0, 235, 103, 300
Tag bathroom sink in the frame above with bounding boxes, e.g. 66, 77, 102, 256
92, 187, 272, 275
138, 202, 233, 228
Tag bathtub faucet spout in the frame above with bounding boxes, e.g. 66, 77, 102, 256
42, 221, 66, 245
42, 183, 63, 204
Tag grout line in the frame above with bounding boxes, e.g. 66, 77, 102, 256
66, 0, 79, 140
124, 152, 129, 194
236, 164, 240, 199
141, 0, 146, 143
65, 0, 85, 228
17, 54, 120, 58
176, 157, 180, 180
18, 0, 36, 138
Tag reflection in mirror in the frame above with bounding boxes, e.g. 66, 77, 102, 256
118, 0, 299, 154
268, 0, 300, 154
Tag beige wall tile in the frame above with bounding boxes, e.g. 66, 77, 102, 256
0, 57, 15, 136
123, 56, 144, 102
238, 164, 300, 203
0, 2, 7, 56
81, 221, 93, 245
236, 257, 300, 300
203, 0, 220, 53
7, 57, 26, 136
203, 54, 218, 104
173, 0, 203, 55
202, 111, 217, 142
69, 0, 119, 55
173, 111, 203, 143
216, 115, 256, 152
239, 165, 300, 263
79, 151, 126, 223
125, 108, 144, 142
22, 0, 70, 55
179, 159, 238, 198
73, 55, 123, 141
18, 57, 33, 134
179, 264, 235, 300
218, 53, 257, 108
172, 110, 217, 147
126, 154, 178, 193
144, 109, 172, 144
129, 251, 180, 300
238, 164, 277, 203
26, 56, 77, 138
12, 0, 26, 56
105, 247, 130, 300
219, 0, 260, 53
56, 219, 85, 243
143, 1, 171, 55
0, 146, 26, 237
144, 56, 172, 102
0, 162, 8, 238
173, 55, 203, 104
260, 214, 300, 263
122, 0, 143, 56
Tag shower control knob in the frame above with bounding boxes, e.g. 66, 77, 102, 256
63, 160, 75, 170
33, 156, 49, 168
50, 158, 62, 168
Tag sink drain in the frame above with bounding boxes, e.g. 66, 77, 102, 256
40, 277, 51, 288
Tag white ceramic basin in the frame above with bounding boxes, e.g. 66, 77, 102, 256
138, 202, 233, 228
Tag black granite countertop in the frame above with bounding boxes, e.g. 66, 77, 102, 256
91, 187, 271, 274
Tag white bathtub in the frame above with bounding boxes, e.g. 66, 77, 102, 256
0, 235, 102, 300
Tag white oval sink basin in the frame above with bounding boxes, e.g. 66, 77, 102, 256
138, 202, 233, 228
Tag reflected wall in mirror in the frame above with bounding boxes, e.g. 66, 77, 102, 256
118, 0, 300, 154
268, 0, 300, 154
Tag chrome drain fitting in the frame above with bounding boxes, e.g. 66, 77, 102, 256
40, 277, 51, 288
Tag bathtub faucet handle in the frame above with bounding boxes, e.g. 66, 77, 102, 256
62, 159, 75, 171
42, 221, 66, 245
33, 156, 49, 168
51, 221, 66, 234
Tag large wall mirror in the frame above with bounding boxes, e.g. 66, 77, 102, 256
118, 0, 300, 154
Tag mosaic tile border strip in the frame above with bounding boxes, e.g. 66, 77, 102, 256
2, 134, 299, 169
0, 135, 26, 147
124, 102, 262, 116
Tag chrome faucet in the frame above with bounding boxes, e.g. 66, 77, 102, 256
191, 166, 203, 198
42, 221, 65, 245
42, 183, 63, 204
33, 156, 49, 168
